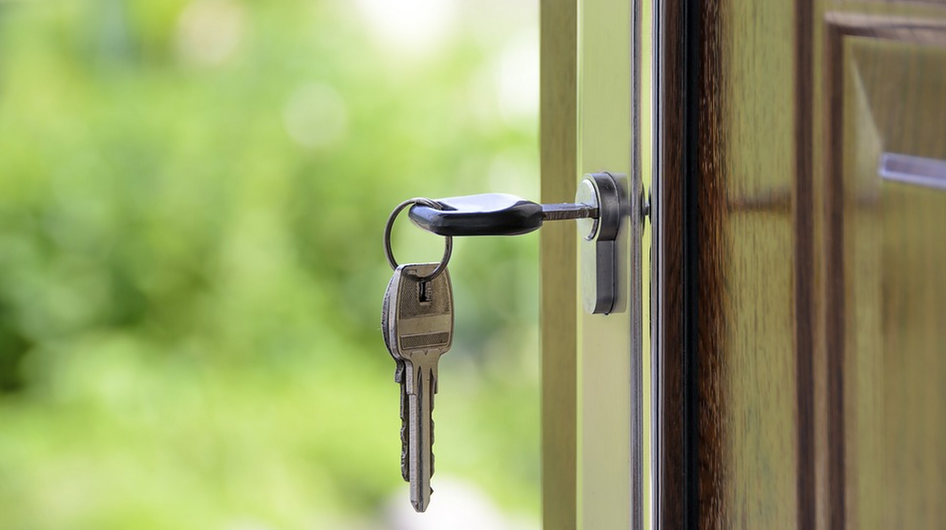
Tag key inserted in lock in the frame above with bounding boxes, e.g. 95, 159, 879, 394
408, 172, 627, 314
408, 193, 599, 236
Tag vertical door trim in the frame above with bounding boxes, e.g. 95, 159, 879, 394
541, 1, 645, 527
653, 0, 696, 527
793, 0, 816, 528
540, 1, 578, 528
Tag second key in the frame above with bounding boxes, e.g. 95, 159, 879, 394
384, 262, 454, 513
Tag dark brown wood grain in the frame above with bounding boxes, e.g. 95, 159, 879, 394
654, 0, 689, 526
695, 2, 726, 530
658, 0, 807, 528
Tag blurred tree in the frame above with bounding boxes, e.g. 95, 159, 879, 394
0, 0, 540, 527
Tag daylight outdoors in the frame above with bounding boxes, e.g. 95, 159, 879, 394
0, 1, 541, 528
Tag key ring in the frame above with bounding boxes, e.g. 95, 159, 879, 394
384, 198, 453, 281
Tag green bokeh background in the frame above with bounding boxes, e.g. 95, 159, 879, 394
0, 0, 540, 528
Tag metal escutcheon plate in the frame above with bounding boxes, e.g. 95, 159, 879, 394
578, 172, 625, 314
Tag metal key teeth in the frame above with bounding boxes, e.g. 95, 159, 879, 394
393, 360, 410, 482
430, 391, 435, 477
399, 378, 410, 482
400, 409, 409, 479
400, 447, 409, 482
393, 360, 404, 383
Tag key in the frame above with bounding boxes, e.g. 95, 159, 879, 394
383, 262, 454, 512
382, 273, 411, 482
408, 192, 599, 236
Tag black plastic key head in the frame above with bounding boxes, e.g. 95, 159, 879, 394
409, 193, 544, 236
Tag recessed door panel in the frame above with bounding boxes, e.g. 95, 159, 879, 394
831, 26, 946, 529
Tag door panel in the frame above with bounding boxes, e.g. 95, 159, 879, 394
827, 16, 946, 529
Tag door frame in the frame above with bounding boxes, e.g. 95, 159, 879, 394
540, 0, 647, 528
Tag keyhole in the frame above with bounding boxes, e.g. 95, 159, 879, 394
418, 281, 431, 303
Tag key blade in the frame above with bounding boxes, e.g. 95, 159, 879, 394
540, 202, 599, 221
408, 361, 435, 512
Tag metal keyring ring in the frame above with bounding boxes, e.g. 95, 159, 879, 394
384, 197, 453, 280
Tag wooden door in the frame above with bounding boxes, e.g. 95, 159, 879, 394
653, 1, 946, 529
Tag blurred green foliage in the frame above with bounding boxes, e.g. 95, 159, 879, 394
0, 0, 540, 528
